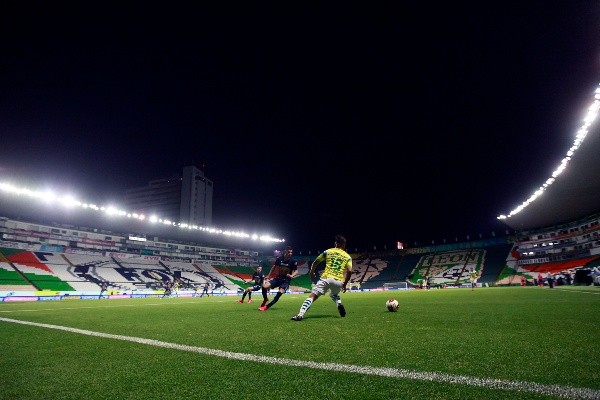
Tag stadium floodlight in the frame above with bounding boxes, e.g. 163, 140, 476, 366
0, 181, 286, 244
57, 195, 79, 208
497, 83, 600, 220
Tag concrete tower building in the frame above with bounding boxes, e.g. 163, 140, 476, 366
124, 166, 213, 226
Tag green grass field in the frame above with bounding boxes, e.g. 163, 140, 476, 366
1, 286, 599, 400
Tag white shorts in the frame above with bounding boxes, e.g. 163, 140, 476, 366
312, 277, 343, 297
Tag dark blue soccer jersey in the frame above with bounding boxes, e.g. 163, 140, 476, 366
274, 256, 298, 280
252, 271, 265, 285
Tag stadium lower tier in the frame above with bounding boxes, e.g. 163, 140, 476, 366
1, 242, 598, 300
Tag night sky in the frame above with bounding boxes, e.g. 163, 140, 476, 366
1, 2, 599, 252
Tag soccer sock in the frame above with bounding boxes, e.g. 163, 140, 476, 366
298, 298, 313, 317
241, 292, 247, 301
248, 292, 252, 300
268, 292, 282, 307
330, 294, 341, 303
262, 288, 268, 302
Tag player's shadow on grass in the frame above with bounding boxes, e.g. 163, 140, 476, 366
301, 314, 343, 320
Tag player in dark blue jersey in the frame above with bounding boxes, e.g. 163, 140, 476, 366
259, 246, 298, 311
237, 266, 264, 303
199, 281, 211, 297
161, 280, 173, 298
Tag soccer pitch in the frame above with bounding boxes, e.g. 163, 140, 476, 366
1, 286, 599, 400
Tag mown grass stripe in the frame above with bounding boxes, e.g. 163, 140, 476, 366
2, 316, 598, 399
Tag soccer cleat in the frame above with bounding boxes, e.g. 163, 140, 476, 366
337, 303, 346, 317
291, 314, 303, 321
236, 299, 244, 303
259, 305, 268, 311
247, 299, 252, 303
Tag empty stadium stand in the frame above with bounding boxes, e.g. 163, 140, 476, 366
1, 212, 599, 301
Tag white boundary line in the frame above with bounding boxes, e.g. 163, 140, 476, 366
554, 287, 600, 295
1, 317, 599, 399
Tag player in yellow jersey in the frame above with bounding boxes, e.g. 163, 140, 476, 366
291, 235, 352, 321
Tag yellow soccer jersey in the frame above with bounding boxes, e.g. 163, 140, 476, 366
317, 247, 352, 282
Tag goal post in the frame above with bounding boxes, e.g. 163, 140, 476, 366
383, 281, 409, 290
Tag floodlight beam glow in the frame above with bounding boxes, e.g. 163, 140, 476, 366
0, 183, 285, 243
497, 84, 600, 221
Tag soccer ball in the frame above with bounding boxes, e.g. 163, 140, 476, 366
386, 298, 399, 312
